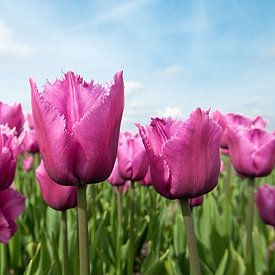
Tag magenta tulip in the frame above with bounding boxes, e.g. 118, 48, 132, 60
117, 131, 149, 181
140, 168, 153, 186
211, 111, 266, 149
189, 196, 204, 207
23, 130, 39, 153
30, 71, 124, 186
108, 159, 126, 186
26, 113, 34, 130
36, 161, 77, 211
136, 108, 222, 199
22, 155, 34, 172
0, 102, 25, 136
227, 127, 275, 177
256, 184, 275, 227
0, 187, 25, 243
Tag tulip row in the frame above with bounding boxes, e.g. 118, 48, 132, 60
0, 71, 275, 275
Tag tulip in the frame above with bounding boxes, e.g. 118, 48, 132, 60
256, 184, 275, 227
211, 110, 266, 149
26, 113, 34, 130
0, 102, 25, 136
189, 196, 204, 207
108, 159, 125, 186
23, 130, 39, 153
227, 127, 275, 178
0, 187, 25, 244
140, 168, 153, 186
30, 71, 124, 275
36, 161, 77, 211
118, 131, 149, 181
136, 108, 222, 200
22, 155, 34, 172
0, 126, 21, 190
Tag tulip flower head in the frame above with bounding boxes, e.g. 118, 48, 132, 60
36, 161, 77, 211
30, 71, 124, 186
0, 187, 25, 243
256, 184, 275, 227
0, 102, 25, 136
140, 168, 153, 186
136, 108, 222, 199
26, 113, 34, 130
23, 130, 39, 153
22, 155, 34, 172
117, 131, 149, 181
227, 127, 275, 177
189, 196, 204, 207
108, 158, 126, 186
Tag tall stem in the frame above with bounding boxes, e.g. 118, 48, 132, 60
0, 244, 8, 275
127, 182, 136, 275
77, 185, 90, 275
116, 188, 122, 275
180, 199, 201, 275
246, 177, 255, 274
224, 157, 232, 236
61, 211, 69, 275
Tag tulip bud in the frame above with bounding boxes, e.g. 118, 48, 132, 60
22, 155, 34, 172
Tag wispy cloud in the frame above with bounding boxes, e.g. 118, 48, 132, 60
125, 81, 143, 95
161, 106, 183, 118
0, 20, 37, 58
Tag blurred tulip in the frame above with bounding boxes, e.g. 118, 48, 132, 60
0, 126, 21, 190
117, 131, 149, 181
0, 187, 25, 243
36, 161, 77, 211
136, 108, 222, 199
108, 159, 125, 186
211, 110, 266, 149
220, 160, 224, 172
23, 130, 39, 153
189, 196, 204, 207
0, 102, 25, 136
227, 127, 275, 177
30, 71, 124, 186
26, 113, 34, 130
22, 155, 34, 172
256, 183, 275, 227
140, 168, 153, 186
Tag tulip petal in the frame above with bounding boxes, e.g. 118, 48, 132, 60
30, 79, 78, 185
0, 148, 16, 190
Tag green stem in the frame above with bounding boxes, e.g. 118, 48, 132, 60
127, 182, 136, 275
0, 244, 8, 275
61, 211, 69, 275
116, 188, 122, 275
224, 157, 232, 236
246, 177, 255, 274
180, 199, 201, 275
77, 185, 90, 275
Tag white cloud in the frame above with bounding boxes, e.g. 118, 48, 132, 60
125, 81, 143, 94
162, 106, 183, 118
0, 20, 37, 58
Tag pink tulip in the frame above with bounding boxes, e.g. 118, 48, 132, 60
108, 159, 125, 186
256, 184, 275, 227
0, 187, 25, 243
227, 127, 275, 177
0, 102, 25, 136
23, 130, 39, 153
0, 126, 21, 190
36, 161, 77, 211
189, 196, 204, 207
117, 131, 149, 181
211, 110, 266, 148
220, 160, 224, 173
140, 168, 153, 186
136, 108, 222, 199
30, 71, 124, 186
22, 155, 34, 172
26, 113, 34, 130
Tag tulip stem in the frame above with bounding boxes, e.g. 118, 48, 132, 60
116, 188, 122, 275
224, 157, 232, 236
0, 244, 8, 275
61, 210, 69, 275
246, 177, 255, 274
77, 185, 90, 275
127, 182, 136, 275
180, 199, 201, 275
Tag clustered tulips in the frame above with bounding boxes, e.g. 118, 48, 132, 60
0, 70, 274, 275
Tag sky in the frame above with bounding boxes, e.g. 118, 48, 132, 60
0, 0, 275, 131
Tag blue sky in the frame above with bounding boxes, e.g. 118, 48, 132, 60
0, 0, 275, 130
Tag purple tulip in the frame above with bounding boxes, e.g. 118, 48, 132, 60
0, 187, 25, 243
36, 161, 77, 211
117, 131, 149, 181
22, 155, 34, 172
30, 71, 124, 186
211, 110, 266, 149
0, 102, 25, 136
107, 158, 126, 186
0, 126, 22, 190
136, 108, 222, 199
256, 184, 275, 227
140, 168, 153, 186
26, 113, 34, 130
227, 127, 275, 177
189, 196, 204, 207
23, 130, 39, 153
